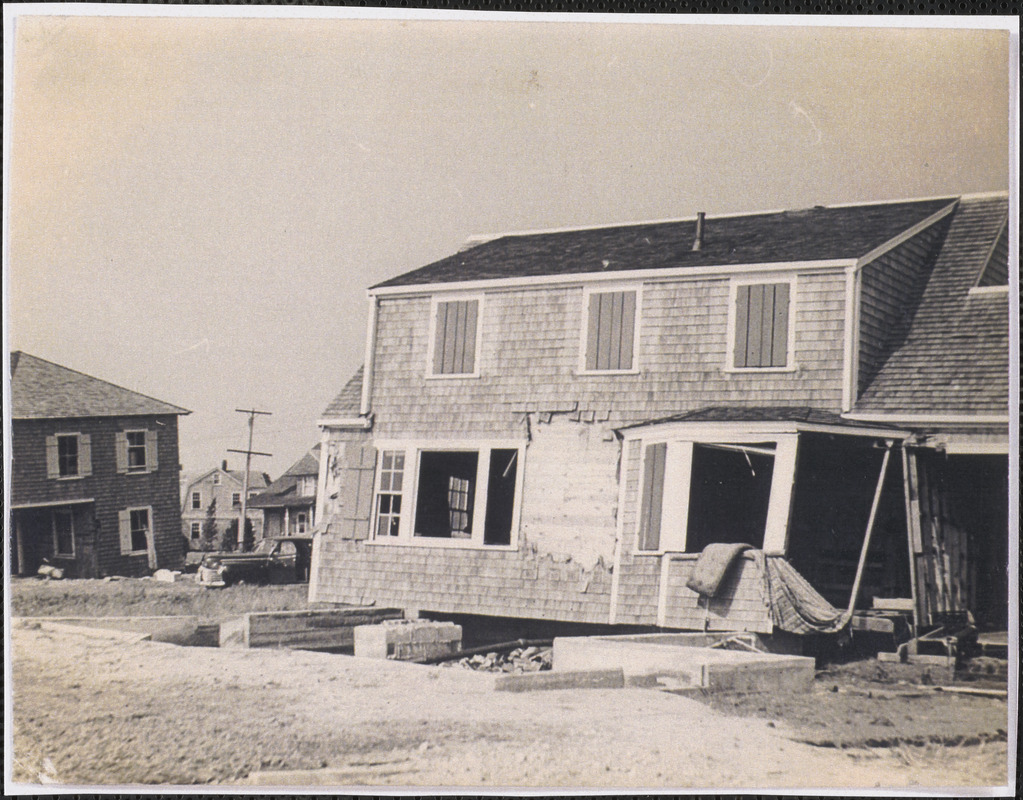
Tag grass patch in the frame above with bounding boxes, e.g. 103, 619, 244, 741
9, 578, 311, 623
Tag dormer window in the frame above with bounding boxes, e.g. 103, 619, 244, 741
429, 296, 481, 377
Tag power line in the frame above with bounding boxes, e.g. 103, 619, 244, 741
227, 408, 272, 548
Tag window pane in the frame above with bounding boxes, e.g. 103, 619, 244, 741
129, 509, 149, 552
57, 435, 79, 477
483, 449, 518, 545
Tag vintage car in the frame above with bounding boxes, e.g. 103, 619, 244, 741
196, 536, 312, 587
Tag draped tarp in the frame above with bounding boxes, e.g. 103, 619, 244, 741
750, 550, 849, 635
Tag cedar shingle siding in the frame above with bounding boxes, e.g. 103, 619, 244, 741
315, 194, 1009, 628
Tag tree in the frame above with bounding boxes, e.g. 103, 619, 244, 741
200, 499, 219, 552
224, 517, 255, 552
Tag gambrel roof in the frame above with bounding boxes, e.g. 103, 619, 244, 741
10, 351, 190, 419
854, 195, 1010, 417
322, 365, 364, 418
374, 197, 956, 289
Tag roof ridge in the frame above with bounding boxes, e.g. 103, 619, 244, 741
11, 351, 190, 415
460, 195, 965, 247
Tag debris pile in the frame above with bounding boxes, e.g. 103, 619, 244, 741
444, 645, 552, 673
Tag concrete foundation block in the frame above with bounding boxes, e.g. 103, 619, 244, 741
354, 620, 462, 662
495, 668, 625, 693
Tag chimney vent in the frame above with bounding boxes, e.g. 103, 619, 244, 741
692, 212, 706, 252
222, 459, 228, 471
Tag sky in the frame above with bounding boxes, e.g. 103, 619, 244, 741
4, 11, 1013, 478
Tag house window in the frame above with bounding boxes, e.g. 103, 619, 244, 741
375, 450, 405, 538
296, 512, 308, 534
129, 509, 150, 552
191, 492, 202, 510
373, 443, 521, 547
298, 477, 317, 496
57, 434, 79, 477
731, 281, 791, 369
634, 437, 793, 555
126, 431, 147, 472
190, 522, 201, 540
232, 492, 241, 508
213, 474, 221, 485
582, 288, 638, 372
53, 510, 75, 557
431, 298, 480, 376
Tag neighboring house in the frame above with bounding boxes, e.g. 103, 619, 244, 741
9, 352, 190, 578
310, 194, 1010, 635
248, 444, 320, 538
180, 462, 270, 548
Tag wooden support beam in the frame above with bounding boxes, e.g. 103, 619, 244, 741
846, 443, 892, 618
900, 447, 921, 636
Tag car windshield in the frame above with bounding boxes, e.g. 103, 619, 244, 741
253, 538, 277, 555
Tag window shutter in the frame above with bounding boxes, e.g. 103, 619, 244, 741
79, 434, 92, 477
46, 435, 59, 478
115, 432, 128, 474
145, 429, 159, 472
145, 507, 157, 569
586, 291, 636, 371
770, 283, 789, 367
118, 510, 132, 553
638, 442, 667, 551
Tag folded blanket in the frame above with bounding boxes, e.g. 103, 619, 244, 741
685, 542, 753, 597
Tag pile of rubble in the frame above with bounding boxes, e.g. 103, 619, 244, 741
444, 645, 552, 673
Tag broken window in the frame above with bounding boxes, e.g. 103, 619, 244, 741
584, 289, 638, 372
685, 443, 775, 552
732, 281, 791, 368
373, 444, 520, 546
375, 450, 405, 538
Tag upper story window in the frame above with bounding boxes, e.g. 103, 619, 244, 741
46, 433, 92, 480
191, 492, 202, 510
430, 296, 481, 376
58, 435, 79, 477
729, 278, 794, 370
232, 492, 242, 507
213, 473, 221, 485
581, 287, 640, 373
116, 429, 157, 474
126, 431, 147, 472
298, 476, 317, 496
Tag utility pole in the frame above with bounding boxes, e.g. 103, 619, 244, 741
228, 408, 272, 550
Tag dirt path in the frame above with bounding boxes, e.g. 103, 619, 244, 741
8, 626, 1008, 790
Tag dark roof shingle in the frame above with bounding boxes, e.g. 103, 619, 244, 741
10, 351, 190, 419
854, 196, 1010, 416
375, 198, 956, 288
322, 366, 364, 418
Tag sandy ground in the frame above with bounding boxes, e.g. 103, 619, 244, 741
7, 624, 1010, 791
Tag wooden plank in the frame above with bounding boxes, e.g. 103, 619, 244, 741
771, 283, 789, 367
225, 607, 404, 650
608, 291, 623, 369
450, 300, 465, 374
462, 299, 477, 373
734, 284, 750, 368
585, 292, 600, 370
597, 292, 613, 370
748, 284, 764, 366
760, 283, 775, 368
620, 290, 636, 370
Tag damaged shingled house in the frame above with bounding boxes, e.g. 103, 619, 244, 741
310, 193, 1011, 640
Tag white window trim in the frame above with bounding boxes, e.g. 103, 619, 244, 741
52, 509, 75, 557
426, 293, 485, 379
724, 275, 798, 374
190, 522, 201, 539
577, 283, 643, 376
631, 432, 799, 557
124, 429, 148, 474
232, 492, 242, 507
55, 432, 84, 480
124, 505, 154, 556
191, 491, 202, 510
369, 438, 525, 550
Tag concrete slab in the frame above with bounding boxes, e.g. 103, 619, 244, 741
552, 633, 814, 693
494, 668, 625, 693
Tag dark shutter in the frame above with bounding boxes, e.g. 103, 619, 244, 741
586, 290, 637, 371
433, 300, 479, 374
638, 442, 667, 551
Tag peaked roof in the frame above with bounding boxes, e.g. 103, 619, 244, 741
10, 351, 190, 419
248, 445, 320, 509
184, 468, 271, 494
854, 195, 1010, 418
374, 197, 956, 289
322, 365, 364, 418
